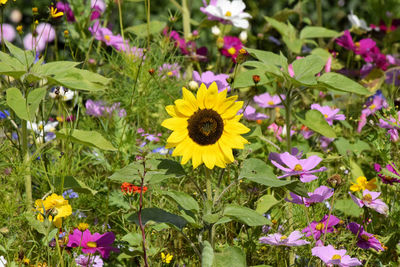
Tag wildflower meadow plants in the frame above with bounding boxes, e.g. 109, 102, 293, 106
1, 0, 400, 266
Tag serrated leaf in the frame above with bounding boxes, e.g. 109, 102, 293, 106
127, 208, 187, 229
109, 162, 144, 183
62, 175, 98, 195
245, 47, 287, 68
300, 26, 340, 39
163, 190, 199, 212
57, 129, 117, 151
296, 110, 336, 138
224, 205, 270, 226
318, 72, 370, 95
291, 55, 325, 85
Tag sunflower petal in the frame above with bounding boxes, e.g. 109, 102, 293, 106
175, 99, 196, 117
197, 83, 208, 109
165, 105, 177, 117
202, 145, 217, 169
161, 117, 188, 130
221, 101, 244, 119
216, 96, 238, 114
224, 121, 250, 134
167, 129, 188, 143
204, 82, 219, 109
182, 87, 198, 111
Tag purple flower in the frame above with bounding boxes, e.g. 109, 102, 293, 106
89, 21, 128, 52
56, 2, 75, 22
302, 215, 340, 240
347, 222, 384, 251
319, 136, 334, 151
86, 99, 105, 117
311, 245, 362, 266
0, 23, 16, 42
67, 229, 119, 258
152, 147, 169, 155
63, 189, 79, 199
286, 186, 334, 207
349, 190, 388, 215
240, 105, 268, 121
336, 30, 355, 51
254, 92, 284, 108
310, 104, 346, 125
259, 230, 310, 246
270, 152, 327, 182
0, 110, 10, 119
378, 111, 400, 142
357, 92, 388, 132
385, 69, 400, 86
75, 254, 103, 267
158, 63, 181, 79
192, 71, 230, 92
374, 163, 400, 184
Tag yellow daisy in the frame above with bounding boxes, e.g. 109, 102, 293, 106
35, 193, 72, 228
350, 176, 377, 192
161, 252, 173, 263
162, 82, 249, 169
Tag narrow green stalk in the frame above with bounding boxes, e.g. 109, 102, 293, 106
316, 0, 323, 46
146, 0, 151, 49
322, 192, 336, 243
205, 167, 213, 202
181, 0, 192, 79
117, 0, 125, 42
22, 119, 32, 209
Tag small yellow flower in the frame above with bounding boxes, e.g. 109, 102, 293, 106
32, 7, 38, 13
161, 252, 173, 264
35, 193, 72, 228
77, 222, 89, 231
50, 6, 64, 18
64, 30, 69, 36
16, 25, 23, 34
350, 176, 377, 192
34, 20, 39, 25
0, 0, 8, 5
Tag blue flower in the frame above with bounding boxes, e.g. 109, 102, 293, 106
62, 189, 79, 199
0, 110, 10, 119
152, 147, 169, 155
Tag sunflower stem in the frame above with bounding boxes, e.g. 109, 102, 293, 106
205, 167, 213, 202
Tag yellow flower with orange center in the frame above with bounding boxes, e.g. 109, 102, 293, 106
350, 176, 377, 192
35, 193, 72, 228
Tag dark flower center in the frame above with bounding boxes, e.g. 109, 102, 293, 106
187, 109, 224, 145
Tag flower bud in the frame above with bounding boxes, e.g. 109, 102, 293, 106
211, 26, 221, 36
239, 31, 248, 43
188, 80, 199, 91
252, 75, 260, 84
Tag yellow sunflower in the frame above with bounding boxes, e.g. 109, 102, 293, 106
162, 82, 250, 169
35, 193, 72, 228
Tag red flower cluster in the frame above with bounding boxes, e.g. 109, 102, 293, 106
121, 182, 148, 196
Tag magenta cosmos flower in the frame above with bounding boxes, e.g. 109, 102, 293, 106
259, 230, 310, 246
378, 111, 400, 142
253, 92, 285, 108
374, 163, 400, 184
311, 104, 346, 125
67, 229, 119, 258
220, 36, 243, 62
303, 214, 340, 240
241, 105, 268, 121
357, 92, 388, 132
347, 222, 384, 252
270, 152, 327, 182
312, 245, 362, 266
267, 124, 294, 142
286, 186, 334, 207
56, 2, 75, 22
192, 70, 230, 92
349, 190, 388, 216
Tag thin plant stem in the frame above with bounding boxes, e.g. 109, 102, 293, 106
22, 119, 32, 209
146, 0, 151, 49
205, 167, 213, 202
322, 192, 336, 243
138, 160, 149, 267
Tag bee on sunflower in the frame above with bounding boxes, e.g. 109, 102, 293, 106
162, 82, 249, 169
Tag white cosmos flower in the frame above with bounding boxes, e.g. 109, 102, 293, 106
27, 121, 58, 134
348, 11, 371, 31
0, 256, 6, 267
49, 87, 76, 101
204, 0, 252, 29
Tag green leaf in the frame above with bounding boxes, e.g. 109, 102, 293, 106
242, 61, 283, 77
108, 162, 144, 183
33, 61, 81, 76
256, 194, 279, 214
202, 241, 214, 267
245, 47, 287, 68
163, 190, 199, 212
109, 190, 130, 209
56, 129, 117, 151
49, 68, 110, 91
350, 159, 364, 180
334, 137, 370, 157
125, 20, 166, 38
0, 51, 26, 77
214, 246, 246, 267
291, 55, 325, 85
334, 199, 363, 217
223, 205, 270, 226
62, 176, 98, 195
122, 233, 142, 247
24, 212, 46, 235
300, 26, 340, 39
27, 88, 46, 120
5, 40, 35, 67
233, 69, 270, 88
296, 110, 337, 138
146, 159, 186, 184
265, 16, 290, 37
318, 72, 370, 95
127, 208, 187, 230
6, 87, 29, 120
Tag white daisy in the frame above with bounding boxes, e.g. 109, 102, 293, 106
49, 87, 76, 101
27, 121, 58, 134
203, 0, 252, 29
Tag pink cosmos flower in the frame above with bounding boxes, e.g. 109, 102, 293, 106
378, 111, 400, 142
253, 92, 284, 108
270, 152, 327, 182
192, 70, 230, 92
267, 123, 294, 142
220, 36, 243, 62
158, 63, 181, 79
67, 229, 119, 259
357, 92, 388, 132
347, 222, 384, 252
259, 230, 310, 246
75, 254, 103, 267
374, 163, 400, 184
349, 190, 388, 216
0, 23, 16, 42
311, 104, 346, 125
23, 33, 47, 52
311, 245, 362, 266
319, 136, 335, 151
286, 186, 334, 207
336, 30, 355, 51
36, 23, 56, 43
240, 105, 268, 121
163, 28, 208, 60
302, 215, 340, 240
300, 125, 314, 139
